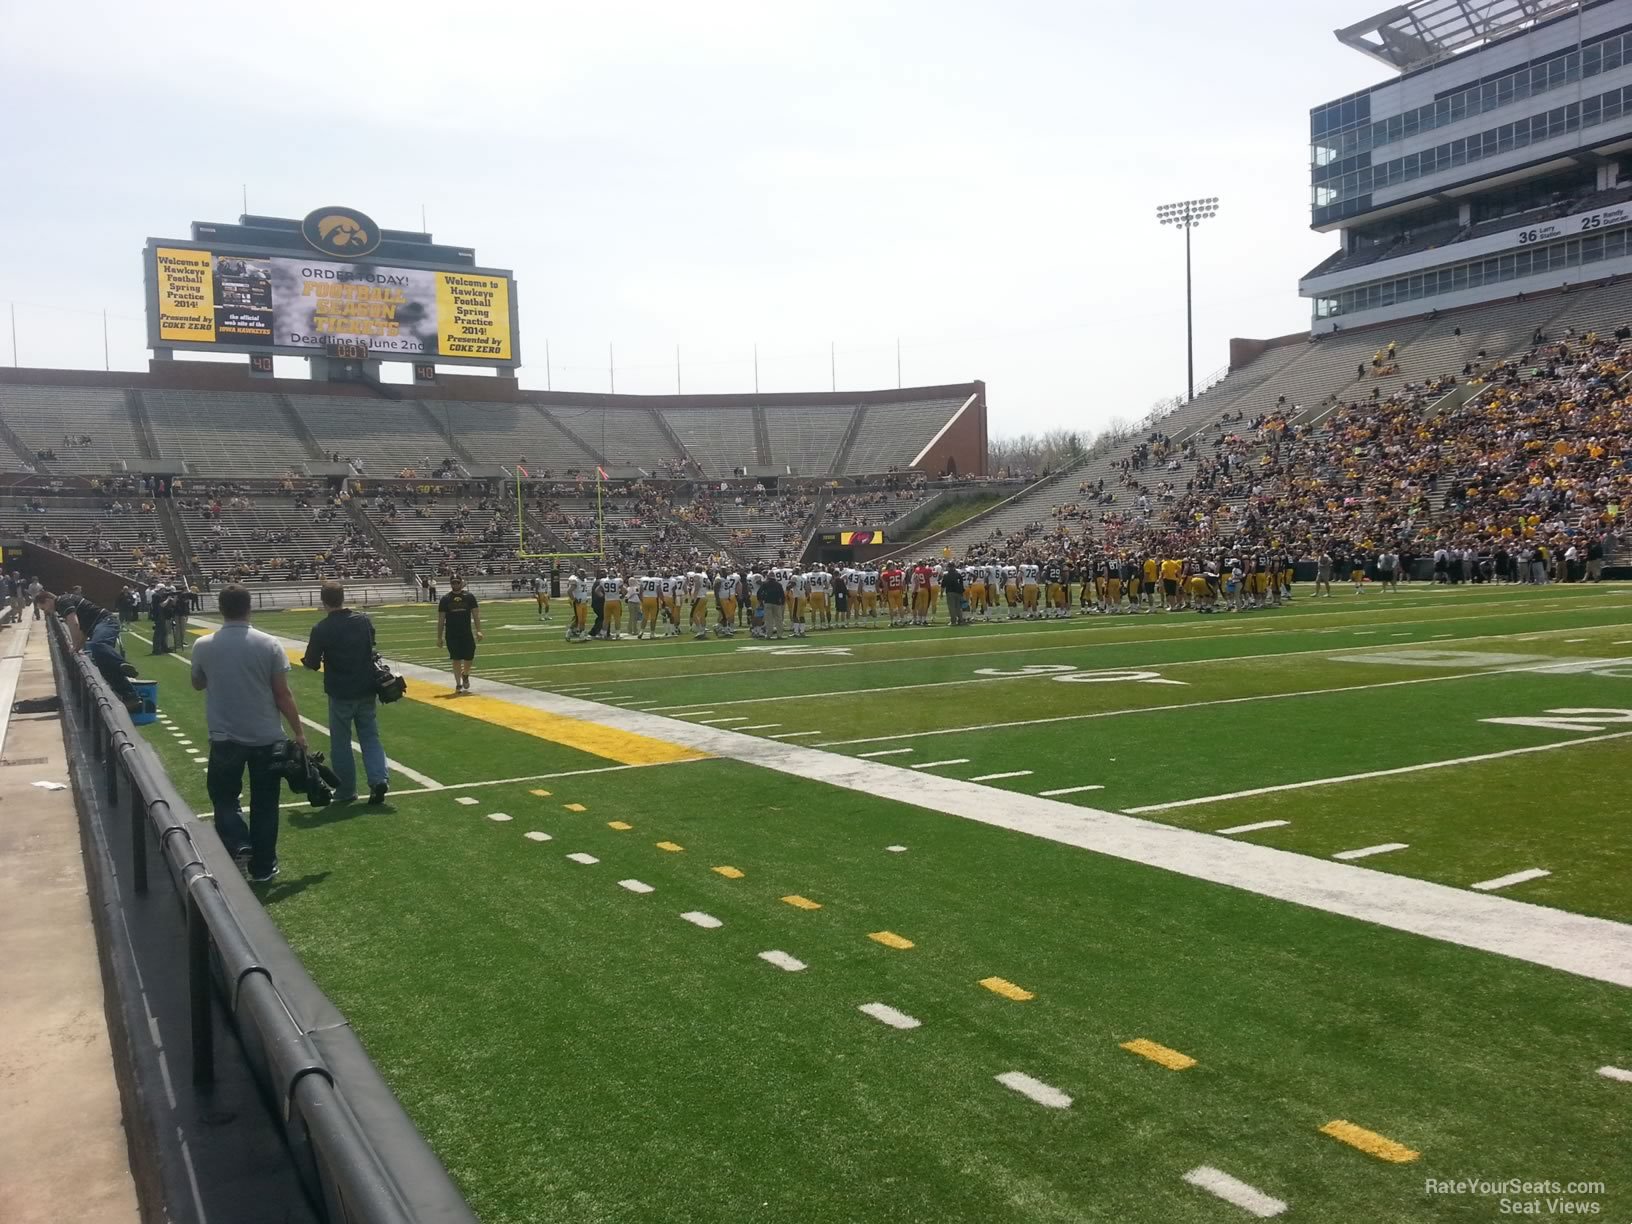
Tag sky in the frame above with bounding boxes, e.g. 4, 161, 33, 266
0, 0, 1393, 440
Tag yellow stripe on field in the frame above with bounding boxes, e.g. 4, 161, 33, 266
869, 931, 914, 950
1320, 1120, 1419, 1163
607, 820, 632, 830
712, 865, 744, 879
1120, 1038, 1195, 1070
530, 788, 552, 797
564, 803, 587, 812
656, 841, 685, 853
404, 682, 707, 766
978, 976, 1034, 1002
782, 894, 822, 910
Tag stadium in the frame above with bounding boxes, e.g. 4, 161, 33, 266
4, 3, 1630, 1223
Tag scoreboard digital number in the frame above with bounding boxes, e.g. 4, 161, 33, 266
413, 363, 437, 384
324, 337, 371, 361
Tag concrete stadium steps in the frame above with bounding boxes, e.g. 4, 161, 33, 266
287, 395, 453, 474
844, 396, 968, 474
178, 499, 387, 585
6, 499, 175, 580
658, 409, 758, 478
0, 384, 146, 473
764, 404, 855, 477
141, 389, 315, 477
448, 402, 598, 473
372, 498, 510, 573
549, 407, 679, 471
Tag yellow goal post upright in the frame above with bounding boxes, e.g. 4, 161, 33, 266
509, 463, 607, 561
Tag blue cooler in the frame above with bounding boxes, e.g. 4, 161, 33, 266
131, 680, 158, 726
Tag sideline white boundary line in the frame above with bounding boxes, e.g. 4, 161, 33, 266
1125, 732, 1632, 813
248, 627, 1632, 988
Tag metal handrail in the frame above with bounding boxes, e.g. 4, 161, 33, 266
47, 616, 476, 1224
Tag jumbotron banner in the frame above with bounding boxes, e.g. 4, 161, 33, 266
145, 243, 518, 366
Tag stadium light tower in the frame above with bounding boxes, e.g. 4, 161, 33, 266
1155, 196, 1219, 403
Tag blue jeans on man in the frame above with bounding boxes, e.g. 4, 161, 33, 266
208, 740, 282, 878
327, 694, 388, 800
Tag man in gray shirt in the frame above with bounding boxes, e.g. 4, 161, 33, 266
190, 584, 306, 883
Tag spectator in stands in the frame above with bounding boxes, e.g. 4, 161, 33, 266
190, 584, 307, 883
301, 580, 390, 806
33, 588, 144, 714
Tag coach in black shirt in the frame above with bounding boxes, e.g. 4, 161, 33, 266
302, 581, 389, 805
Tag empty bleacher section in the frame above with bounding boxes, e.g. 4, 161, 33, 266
549, 407, 681, 472
452, 404, 597, 474
764, 405, 855, 476
659, 408, 759, 478
0, 385, 145, 473
286, 395, 455, 475
141, 389, 313, 476
844, 394, 971, 474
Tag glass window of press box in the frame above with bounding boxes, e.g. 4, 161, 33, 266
1311, 226, 1632, 319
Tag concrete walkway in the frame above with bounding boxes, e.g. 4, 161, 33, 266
0, 619, 140, 1222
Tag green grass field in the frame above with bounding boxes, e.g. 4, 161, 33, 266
132, 583, 1632, 1222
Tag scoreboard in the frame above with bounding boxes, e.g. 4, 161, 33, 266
144, 207, 521, 369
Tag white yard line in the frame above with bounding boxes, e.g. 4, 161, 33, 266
817, 639, 1617, 746
911, 759, 970, 770
1125, 731, 1632, 814
971, 770, 1033, 782
680, 911, 723, 929
1598, 1065, 1632, 1083
1038, 784, 1104, 797
697, 717, 748, 725
248, 626, 1632, 988
1332, 843, 1409, 861
1216, 820, 1289, 835
1472, 868, 1551, 892
1182, 1167, 1286, 1218
858, 1002, 921, 1031
738, 723, 781, 731
758, 950, 806, 972
994, 1071, 1071, 1109
767, 730, 820, 739
858, 748, 914, 758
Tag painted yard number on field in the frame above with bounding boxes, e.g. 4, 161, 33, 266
1481, 708, 1632, 733
973, 664, 1187, 686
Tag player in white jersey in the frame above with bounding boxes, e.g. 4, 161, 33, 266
716, 571, 740, 637
624, 574, 641, 637
685, 569, 709, 639
785, 570, 809, 637
1020, 562, 1041, 618
597, 573, 624, 639
805, 569, 830, 629
658, 572, 681, 636
565, 570, 592, 641
860, 567, 880, 624
530, 572, 550, 621
637, 575, 661, 639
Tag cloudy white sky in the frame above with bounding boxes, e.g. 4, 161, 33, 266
0, 0, 1391, 438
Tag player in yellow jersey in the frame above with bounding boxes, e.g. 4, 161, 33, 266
1159, 556, 1182, 611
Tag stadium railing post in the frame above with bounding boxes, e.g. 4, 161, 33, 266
130, 788, 147, 896
187, 885, 215, 1087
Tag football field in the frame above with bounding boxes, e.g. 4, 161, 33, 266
132, 583, 1632, 1222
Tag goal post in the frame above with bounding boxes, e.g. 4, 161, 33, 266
509, 464, 606, 560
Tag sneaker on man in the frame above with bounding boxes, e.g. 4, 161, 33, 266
368, 781, 389, 806
249, 862, 280, 884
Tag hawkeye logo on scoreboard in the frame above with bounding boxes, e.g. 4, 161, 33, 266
822, 530, 885, 546
301, 207, 382, 258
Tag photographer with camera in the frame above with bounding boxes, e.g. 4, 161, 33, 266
301, 580, 389, 805
190, 584, 307, 883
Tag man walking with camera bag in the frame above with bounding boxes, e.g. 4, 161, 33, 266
190, 584, 307, 883
302, 580, 390, 805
